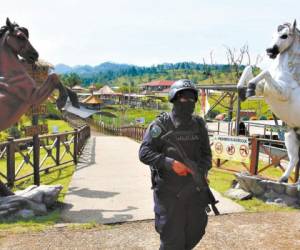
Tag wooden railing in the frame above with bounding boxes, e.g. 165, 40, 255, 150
0, 125, 90, 187
87, 118, 147, 142
248, 137, 299, 182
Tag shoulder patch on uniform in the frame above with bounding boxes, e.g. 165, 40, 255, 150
150, 125, 162, 138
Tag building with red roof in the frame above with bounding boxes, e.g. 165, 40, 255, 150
140, 80, 174, 94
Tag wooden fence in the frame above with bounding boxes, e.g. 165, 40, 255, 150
0, 125, 90, 187
87, 118, 146, 142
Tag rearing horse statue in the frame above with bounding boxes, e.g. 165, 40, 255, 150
237, 20, 300, 183
0, 18, 78, 131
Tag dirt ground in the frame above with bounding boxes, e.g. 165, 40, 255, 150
1, 212, 300, 250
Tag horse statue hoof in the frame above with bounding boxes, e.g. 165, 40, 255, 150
278, 176, 288, 183
245, 82, 256, 98
238, 88, 247, 101
245, 89, 255, 98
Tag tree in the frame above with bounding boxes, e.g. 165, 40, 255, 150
60, 73, 81, 87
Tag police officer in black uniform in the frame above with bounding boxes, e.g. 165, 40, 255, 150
139, 79, 212, 250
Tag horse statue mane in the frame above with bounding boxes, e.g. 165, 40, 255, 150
0, 23, 28, 38
0, 18, 79, 131
237, 19, 300, 184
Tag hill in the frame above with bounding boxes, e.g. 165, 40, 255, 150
56, 61, 245, 88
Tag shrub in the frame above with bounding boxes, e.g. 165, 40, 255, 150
259, 115, 267, 120
250, 116, 258, 120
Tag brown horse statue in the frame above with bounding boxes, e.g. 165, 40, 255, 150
0, 18, 78, 131
0, 18, 79, 196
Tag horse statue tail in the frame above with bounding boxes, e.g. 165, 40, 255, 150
55, 82, 80, 110
66, 87, 80, 108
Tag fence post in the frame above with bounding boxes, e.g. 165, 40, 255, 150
216, 158, 221, 168
295, 150, 300, 182
73, 129, 78, 165
249, 136, 259, 175
33, 134, 40, 186
6, 137, 15, 188
56, 135, 61, 166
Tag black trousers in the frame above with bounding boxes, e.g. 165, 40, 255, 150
154, 187, 208, 250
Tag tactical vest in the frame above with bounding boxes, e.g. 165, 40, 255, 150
152, 112, 206, 194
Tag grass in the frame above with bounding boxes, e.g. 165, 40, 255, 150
93, 105, 166, 127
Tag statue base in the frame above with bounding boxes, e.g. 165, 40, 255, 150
235, 172, 300, 207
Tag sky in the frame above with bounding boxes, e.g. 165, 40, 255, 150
1, 0, 299, 67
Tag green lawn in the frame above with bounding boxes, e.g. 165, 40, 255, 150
93, 105, 165, 127
91, 94, 271, 128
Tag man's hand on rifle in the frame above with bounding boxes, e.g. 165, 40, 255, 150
171, 160, 192, 176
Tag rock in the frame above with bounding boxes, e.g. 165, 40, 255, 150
236, 173, 261, 193
15, 185, 38, 196
259, 180, 269, 190
283, 196, 299, 207
270, 182, 286, 194
237, 178, 250, 192
16, 209, 34, 218
249, 181, 265, 196
40, 185, 63, 207
264, 190, 278, 200
0, 184, 63, 219
274, 198, 284, 204
224, 188, 252, 200
285, 185, 298, 197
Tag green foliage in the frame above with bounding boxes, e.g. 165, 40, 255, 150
8, 126, 21, 139
45, 101, 61, 119
60, 72, 81, 87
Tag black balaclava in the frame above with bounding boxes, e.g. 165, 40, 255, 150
172, 90, 196, 124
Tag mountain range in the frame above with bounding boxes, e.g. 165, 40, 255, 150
54, 62, 136, 75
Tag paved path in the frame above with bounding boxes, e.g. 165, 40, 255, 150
62, 136, 244, 224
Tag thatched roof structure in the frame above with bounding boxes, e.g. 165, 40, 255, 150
22, 59, 53, 85
72, 85, 86, 92
81, 95, 103, 104
97, 85, 115, 95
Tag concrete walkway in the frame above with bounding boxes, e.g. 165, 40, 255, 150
62, 136, 244, 224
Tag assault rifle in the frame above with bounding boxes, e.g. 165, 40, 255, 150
161, 130, 220, 215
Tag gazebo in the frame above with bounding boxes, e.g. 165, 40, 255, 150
94, 85, 123, 104
98, 85, 115, 95
81, 95, 103, 110
72, 85, 86, 93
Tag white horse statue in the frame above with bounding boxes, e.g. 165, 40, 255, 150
237, 20, 300, 183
